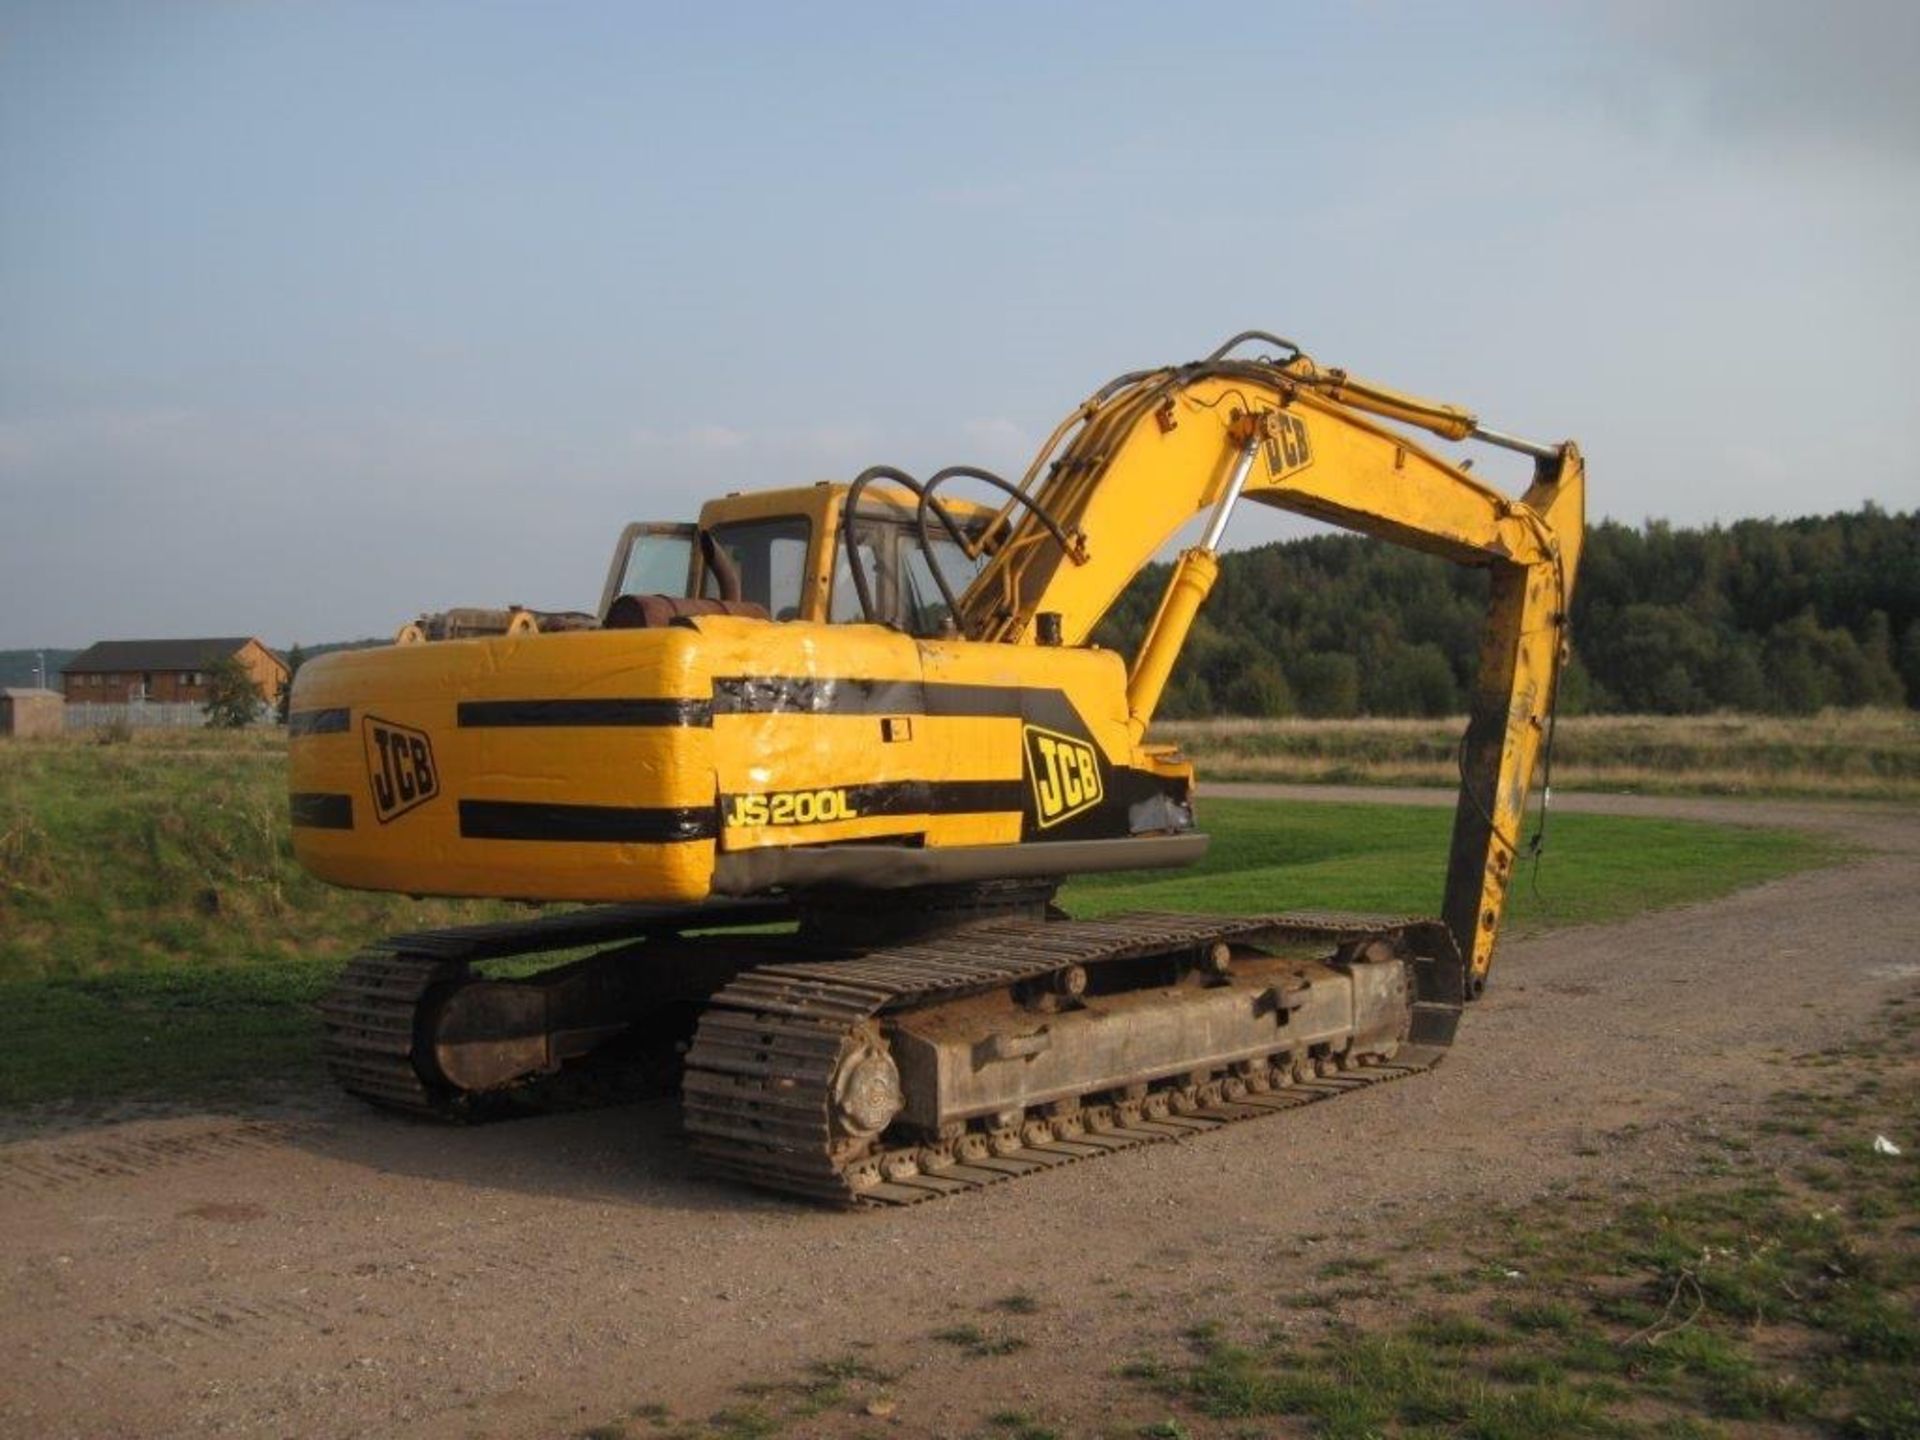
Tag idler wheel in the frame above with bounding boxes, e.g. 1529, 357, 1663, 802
831, 1032, 903, 1140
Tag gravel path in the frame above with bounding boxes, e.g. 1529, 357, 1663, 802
3, 790, 1914, 1439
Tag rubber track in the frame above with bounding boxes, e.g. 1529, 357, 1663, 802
683, 910, 1458, 1207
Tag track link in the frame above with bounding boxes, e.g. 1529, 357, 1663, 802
683, 910, 1461, 1207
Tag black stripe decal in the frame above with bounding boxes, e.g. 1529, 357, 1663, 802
920, 684, 1033, 719
290, 792, 354, 829
710, 677, 1019, 718
459, 800, 718, 843
458, 698, 712, 728
719, 778, 1026, 821
448, 677, 1057, 724
288, 708, 350, 737
864, 778, 1026, 814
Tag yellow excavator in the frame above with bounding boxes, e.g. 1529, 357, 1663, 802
289, 331, 1584, 1205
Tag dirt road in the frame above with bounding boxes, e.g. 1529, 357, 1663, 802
3, 791, 1914, 1439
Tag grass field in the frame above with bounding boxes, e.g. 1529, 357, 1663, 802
1159, 708, 1920, 801
0, 733, 1838, 1109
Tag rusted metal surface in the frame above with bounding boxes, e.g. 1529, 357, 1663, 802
891, 952, 1406, 1128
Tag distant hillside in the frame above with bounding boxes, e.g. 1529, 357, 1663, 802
1094, 506, 1920, 718
0, 650, 75, 690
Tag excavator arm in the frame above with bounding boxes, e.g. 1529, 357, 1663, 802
949, 335, 1586, 992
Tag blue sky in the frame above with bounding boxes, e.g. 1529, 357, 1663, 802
3, 1, 1916, 648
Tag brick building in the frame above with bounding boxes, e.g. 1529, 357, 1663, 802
60, 637, 288, 707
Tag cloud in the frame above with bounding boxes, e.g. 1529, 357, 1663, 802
682, 423, 749, 454
0, 406, 200, 483
628, 421, 879, 467
957, 417, 1030, 470
1594, 0, 1920, 161
925, 180, 1028, 210
789, 422, 881, 464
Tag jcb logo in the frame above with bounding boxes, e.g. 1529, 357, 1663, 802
1024, 724, 1103, 828
1266, 412, 1313, 477
363, 716, 438, 823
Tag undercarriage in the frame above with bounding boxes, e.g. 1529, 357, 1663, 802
319, 885, 1464, 1205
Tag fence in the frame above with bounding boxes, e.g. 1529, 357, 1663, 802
64, 700, 224, 731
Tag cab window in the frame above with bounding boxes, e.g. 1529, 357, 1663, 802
902, 529, 985, 634
830, 518, 986, 634
617, 530, 693, 599
829, 519, 887, 624
703, 517, 812, 620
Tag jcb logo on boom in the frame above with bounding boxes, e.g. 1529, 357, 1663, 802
1266, 412, 1313, 477
363, 716, 438, 823
1024, 724, 1104, 828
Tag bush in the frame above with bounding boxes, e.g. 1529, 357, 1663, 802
202, 656, 263, 729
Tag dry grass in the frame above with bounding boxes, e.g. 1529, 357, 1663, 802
1157, 708, 1920, 800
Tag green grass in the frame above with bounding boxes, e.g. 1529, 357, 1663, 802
988, 1413, 1063, 1440
573, 1353, 899, 1440
0, 734, 519, 985
0, 734, 533, 1107
932, 1322, 1030, 1357
1062, 796, 1836, 934
0, 736, 1839, 1109
2, 963, 335, 1105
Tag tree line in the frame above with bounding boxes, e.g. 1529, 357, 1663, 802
1092, 506, 1920, 718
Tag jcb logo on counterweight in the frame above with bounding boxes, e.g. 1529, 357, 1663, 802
1024, 724, 1103, 828
363, 716, 438, 823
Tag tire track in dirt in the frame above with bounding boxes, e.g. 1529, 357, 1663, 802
96, 1293, 336, 1366
0, 1120, 298, 1196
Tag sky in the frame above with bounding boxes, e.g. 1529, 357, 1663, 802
2, 0, 1917, 650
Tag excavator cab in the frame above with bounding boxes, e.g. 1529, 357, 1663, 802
596, 484, 989, 634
